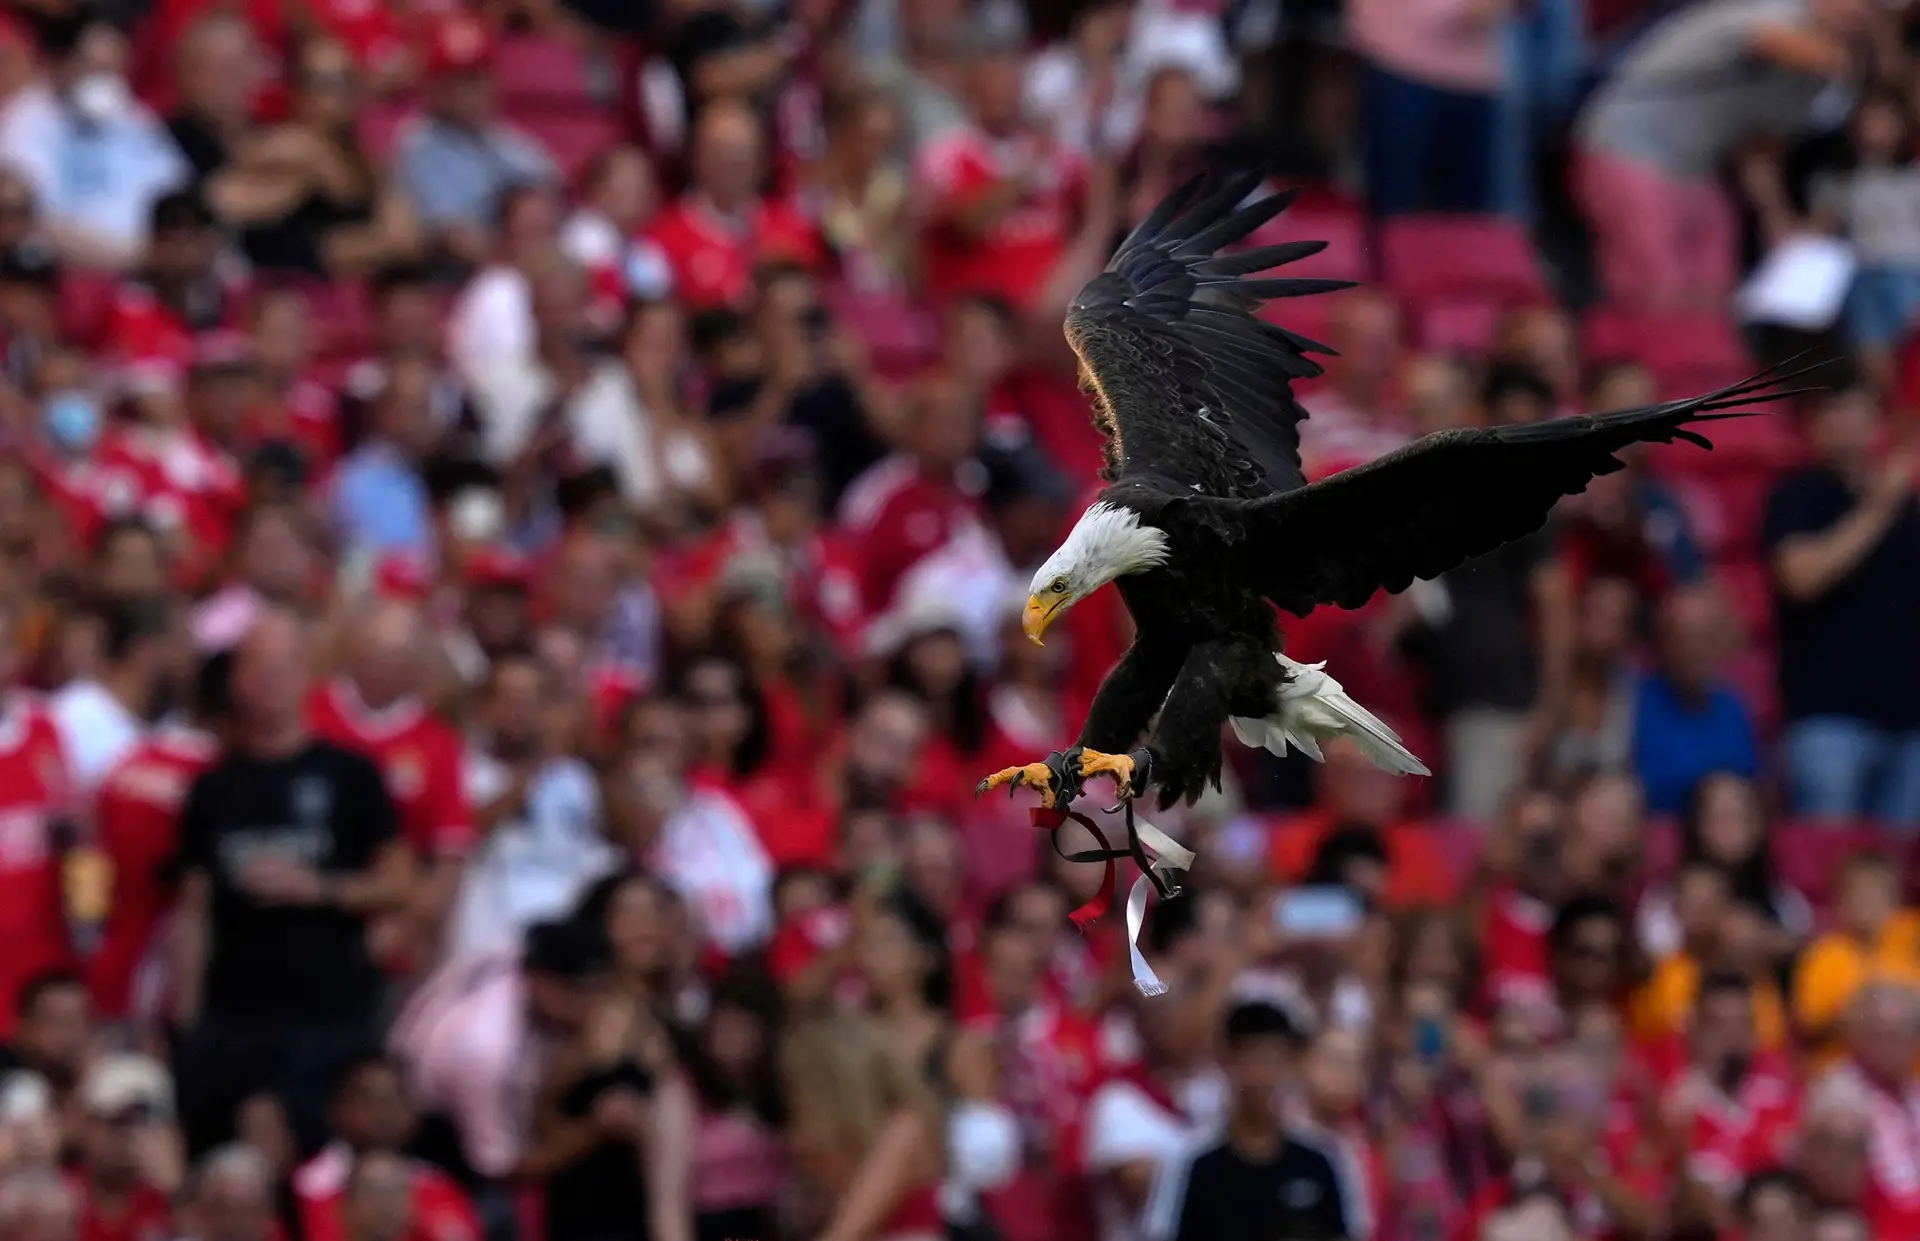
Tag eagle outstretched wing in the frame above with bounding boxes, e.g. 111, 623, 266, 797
1202, 364, 1816, 615
1064, 168, 1353, 501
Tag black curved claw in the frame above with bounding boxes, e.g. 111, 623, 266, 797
1101, 748, 1157, 814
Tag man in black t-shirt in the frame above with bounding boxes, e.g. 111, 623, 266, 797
1763, 385, 1920, 825
170, 609, 413, 1156
1145, 1002, 1363, 1241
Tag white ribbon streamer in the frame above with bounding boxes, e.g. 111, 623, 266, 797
1122, 816, 1196, 996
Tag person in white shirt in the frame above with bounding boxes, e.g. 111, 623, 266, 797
51, 596, 185, 791
0, 17, 188, 270
450, 653, 617, 961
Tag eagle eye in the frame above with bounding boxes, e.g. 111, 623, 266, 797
1050, 579, 1067, 594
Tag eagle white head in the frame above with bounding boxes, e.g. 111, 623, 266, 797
1024, 502, 1171, 644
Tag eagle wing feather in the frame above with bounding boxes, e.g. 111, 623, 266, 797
1064, 169, 1353, 500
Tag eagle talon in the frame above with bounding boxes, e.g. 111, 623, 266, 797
1079, 749, 1137, 801
975, 761, 1063, 809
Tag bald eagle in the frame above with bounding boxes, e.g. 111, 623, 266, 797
978, 168, 1803, 812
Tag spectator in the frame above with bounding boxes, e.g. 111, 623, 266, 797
87, 649, 225, 1024
1632, 861, 1789, 1055
191, 502, 318, 652
449, 652, 615, 961
779, 1013, 944, 1241
1793, 852, 1920, 1065
0, 972, 89, 1091
165, 12, 261, 189
330, 351, 441, 563
395, 14, 555, 272
0, 237, 60, 391
647, 100, 824, 312
1349, 0, 1504, 217
292, 1055, 482, 1241
840, 372, 979, 614
1632, 585, 1761, 816
310, 597, 471, 951
388, 917, 611, 1202
561, 145, 674, 323
49, 595, 182, 791
1541, 574, 1637, 782
1737, 1171, 1815, 1241
70, 1054, 178, 1240
448, 182, 563, 387
1816, 982, 1920, 1237
914, 33, 1086, 311
1810, 87, 1920, 391
170, 609, 410, 1153
99, 187, 236, 410
1663, 972, 1800, 1215
1145, 999, 1362, 1241
1637, 771, 1812, 964
230, 36, 417, 280
613, 691, 775, 956
0, 594, 78, 1042
809, 84, 914, 294
0, 1166, 77, 1241
182, 1143, 278, 1241
1765, 385, 1920, 824
1574, 0, 1868, 308
0, 16, 189, 270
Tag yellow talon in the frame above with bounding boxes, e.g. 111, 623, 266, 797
1078, 749, 1135, 798
976, 762, 1059, 808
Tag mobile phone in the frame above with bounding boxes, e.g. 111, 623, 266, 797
1522, 1082, 1558, 1122
1413, 1015, 1447, 1064
1271, 886, 1363, 939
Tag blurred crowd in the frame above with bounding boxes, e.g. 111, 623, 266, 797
2, 0, 1920, 1240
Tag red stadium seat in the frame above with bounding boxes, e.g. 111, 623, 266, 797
1243, 192, 1371, 283
1581, 307, 1754, 401
1381, 215, 1548, 351
492, 35, 625, 181
1774, 823, 1885, 907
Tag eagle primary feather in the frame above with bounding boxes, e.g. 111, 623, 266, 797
979, 166, 1807, 817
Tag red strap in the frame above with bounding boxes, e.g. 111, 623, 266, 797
1031, 807, 1120, 928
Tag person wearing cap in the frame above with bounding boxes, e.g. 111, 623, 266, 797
394, 14, 554, 271
71, 1054, 176, 1241
0, 16, 189, 270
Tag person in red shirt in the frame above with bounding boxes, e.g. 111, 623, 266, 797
71, 1055, 177, 1241
838, 372, 981, 613
914, 36, 1086, 312
0, 596, 76, 1039
1810, 984, 1920, 1240
293, 1056, 481, 1241
646, 99, 823, 310
247, 286, 341, 470
1477, 786, 1572, 1026
308, 597, 472, 952
98, 189, 241, 400
86, 654, 227, 1022
1664, 972, 1800, 1218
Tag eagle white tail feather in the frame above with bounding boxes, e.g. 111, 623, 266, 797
1229, 654, 1431, 777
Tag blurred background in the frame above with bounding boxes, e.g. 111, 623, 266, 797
0, 0, 1914, 1240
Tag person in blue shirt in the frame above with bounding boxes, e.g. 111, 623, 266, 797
1633, 585, 1760, 814
333, 352, 441, 564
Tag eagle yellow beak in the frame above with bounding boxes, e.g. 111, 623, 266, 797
1023, 595, 1059, 645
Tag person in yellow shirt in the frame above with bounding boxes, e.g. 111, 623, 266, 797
1793, 851, 1920, 1066
1632, 860, 1789, 1052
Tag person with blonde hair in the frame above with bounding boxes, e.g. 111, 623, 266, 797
781, 1012, 945, 1241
